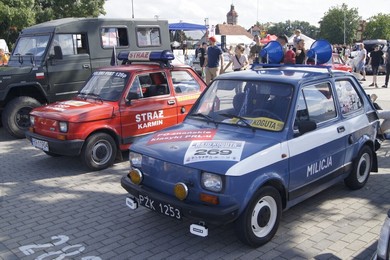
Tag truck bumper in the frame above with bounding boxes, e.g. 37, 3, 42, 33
120, 175, 240, 225
25, 131, 84, 156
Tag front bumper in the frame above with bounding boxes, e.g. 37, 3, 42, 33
25, 131, 84, 156
120, 176, 240, 225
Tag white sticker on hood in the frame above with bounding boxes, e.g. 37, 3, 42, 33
184, 140, 245, 164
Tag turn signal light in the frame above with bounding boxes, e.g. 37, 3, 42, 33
200, 193, 219, 205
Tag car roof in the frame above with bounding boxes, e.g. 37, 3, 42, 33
216, 66, 349, 85
96, 63, 191, 73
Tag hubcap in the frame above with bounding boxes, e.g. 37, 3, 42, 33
91, 141, 112, 165
251, 195, 277, 238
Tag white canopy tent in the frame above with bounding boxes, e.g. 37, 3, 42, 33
288, 33, 316, 48
211, 34, 254, 46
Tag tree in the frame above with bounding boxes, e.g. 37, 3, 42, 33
318, 3, 360, 45
0, 0, 106, 50
363, 13, 390, 40
267, 20, 319, 39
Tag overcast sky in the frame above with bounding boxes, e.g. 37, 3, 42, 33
102, 0, 390, 28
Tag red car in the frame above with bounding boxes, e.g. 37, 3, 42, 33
328, 53, 353, 72
26, 50, 207, 170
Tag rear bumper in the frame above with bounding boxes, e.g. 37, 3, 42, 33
25, 131, 84, 156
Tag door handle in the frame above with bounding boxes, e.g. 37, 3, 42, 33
82, 64, 90, 69
337, 126, 345, 133
168, 100, 175, 105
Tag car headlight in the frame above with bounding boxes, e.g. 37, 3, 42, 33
129, 152, 143, 168
201, 172, 223, 192
58, 121, 68, 133
30, 115, 35, 126
377, 211, 390, 259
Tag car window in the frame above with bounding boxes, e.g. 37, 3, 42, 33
295, 83, 336, 125
171, 71, 201, 94
334, 80, 363, 115
127, 72, 169, 99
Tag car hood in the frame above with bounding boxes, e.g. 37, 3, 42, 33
31, 99, 115, 123
130, 121, 282, 174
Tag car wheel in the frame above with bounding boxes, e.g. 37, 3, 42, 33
344, 145, 372, 190
81, 133, 117, 171
234, 186, 282, 247
2, 96, 41, 138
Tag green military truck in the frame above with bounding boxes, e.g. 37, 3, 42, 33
0, 17, 172, 138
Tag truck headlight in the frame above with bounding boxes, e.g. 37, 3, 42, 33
129, 152, 143, 168
201, 172, 223, 192
377, 211, 390, 259
59, 121, 68, 133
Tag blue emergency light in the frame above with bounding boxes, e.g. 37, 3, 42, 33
117, 50, 175, 63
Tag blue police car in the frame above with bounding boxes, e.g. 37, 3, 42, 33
121, 41, 382, 247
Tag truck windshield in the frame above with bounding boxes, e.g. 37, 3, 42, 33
189, 79, 293, 132
12, 35, 50, 58
79, 71, 130, 101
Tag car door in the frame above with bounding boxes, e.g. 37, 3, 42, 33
46, 33, 92, 101
119, 71, 178, 144
170, 69, 204, 123
287, 82, 347, 200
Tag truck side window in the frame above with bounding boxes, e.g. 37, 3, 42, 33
335, 80, 363, 115
101, 27, 129, 48
136, 27, 161, 47
50, 34, 88, 55
171, 71, 201, 94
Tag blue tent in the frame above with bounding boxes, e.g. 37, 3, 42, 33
169, 22, 206, 31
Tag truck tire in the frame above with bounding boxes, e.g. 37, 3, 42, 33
344, 145, 372, 190
2, 96, 41, 138
81, 133, 117, 171
235, 186, 282, 247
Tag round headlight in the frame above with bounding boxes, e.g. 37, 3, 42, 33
174, 182, 188, 200
128, 169, 143, 185
201, 172, 223, 192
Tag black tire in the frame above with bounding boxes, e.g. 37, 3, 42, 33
344, 145, 372, 190
2, 96, 41, 138
81, 133, 117, 171
234, 186, 282, 247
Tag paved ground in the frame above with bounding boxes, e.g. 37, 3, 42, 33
1, 75, 390, 260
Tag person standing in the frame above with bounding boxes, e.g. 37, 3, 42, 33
368, 45, 384, 88
294, 39, 306, 64
249, 35, 262, 64
356, 43, 367, 81
205, 36, 223, 84
383, 43, 390, 88
223, 44, 248, 71
293, 29, 301, 48
0, 48, 9, 66
199, 42, 207, 78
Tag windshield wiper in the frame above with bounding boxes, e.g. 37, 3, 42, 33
78, 92, 103, 101
189, 113, 218, 127
219, 113, 256, 131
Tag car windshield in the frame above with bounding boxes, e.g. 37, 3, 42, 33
12, 35, 50, 58
190, 79, 293, 132
79, 71, 129, 101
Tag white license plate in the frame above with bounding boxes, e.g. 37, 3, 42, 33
31, 138, 49, 152
139, 194, 182, 220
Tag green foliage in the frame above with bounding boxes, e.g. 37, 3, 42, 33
0, 0, 106, 50
318, 3, 360, 45
266, 20, 319, 39
363, 13, 390, 40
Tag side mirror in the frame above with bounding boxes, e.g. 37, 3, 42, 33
52, 46, 63, 60
297, 120, 317, 135
125, 92, 140, 105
